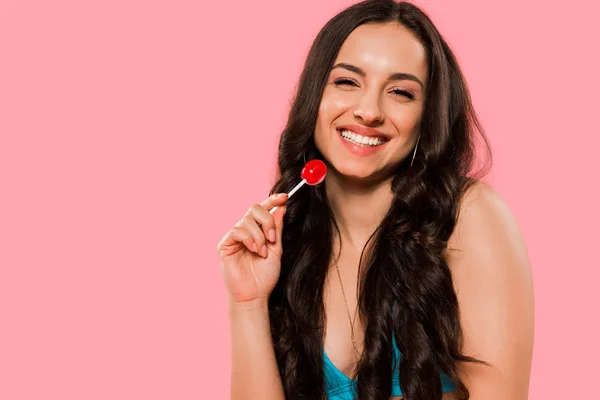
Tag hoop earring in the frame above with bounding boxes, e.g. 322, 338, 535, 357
409, 135, 420, 168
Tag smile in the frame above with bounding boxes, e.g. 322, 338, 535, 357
338, 129, 387, 147
336, 127, 390, 157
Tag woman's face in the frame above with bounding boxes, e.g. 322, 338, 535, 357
314, 22, 428, 182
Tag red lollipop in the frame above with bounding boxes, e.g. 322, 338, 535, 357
301, 159, 327, 185
270, 159, 327, 214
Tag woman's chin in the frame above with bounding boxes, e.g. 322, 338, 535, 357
332, 164, 380, 182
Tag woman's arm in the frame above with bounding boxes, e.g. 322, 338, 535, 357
229, 297, 286, 400
446, 181, 535, 399
217, 193, 289, 399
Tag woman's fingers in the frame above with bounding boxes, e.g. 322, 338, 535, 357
217, 226, 257, 257
253, 193, 288, 242
260, 193, 288, 214
264, 194, 288, 244
216, 193, 289, 260
245, 207, 273, 245
271, 204, 287, 243
237, 213, 268, 257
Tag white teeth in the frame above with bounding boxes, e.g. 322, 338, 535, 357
339, 129, 385, 147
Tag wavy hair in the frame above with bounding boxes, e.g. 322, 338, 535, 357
267, 1, 492, 399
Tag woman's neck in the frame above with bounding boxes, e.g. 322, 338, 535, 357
325, 170, 394, 251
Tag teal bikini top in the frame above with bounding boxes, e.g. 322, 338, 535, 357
323, 330, 456, 399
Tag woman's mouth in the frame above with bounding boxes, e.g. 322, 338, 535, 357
338, 129, 388, 147
336, 128, 390, 157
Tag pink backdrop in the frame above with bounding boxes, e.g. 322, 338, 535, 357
1, 0, 598, 398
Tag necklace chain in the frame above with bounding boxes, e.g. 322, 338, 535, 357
332, 252, 361, 357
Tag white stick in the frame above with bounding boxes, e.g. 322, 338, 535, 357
269, 179, 307, 214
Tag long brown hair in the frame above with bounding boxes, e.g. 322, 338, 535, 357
268, 1, 492, 398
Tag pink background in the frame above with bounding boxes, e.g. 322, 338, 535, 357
1, 0, 598, 398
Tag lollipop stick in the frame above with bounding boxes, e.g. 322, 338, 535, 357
269, 179, 306, 214
287, 178, 307, 198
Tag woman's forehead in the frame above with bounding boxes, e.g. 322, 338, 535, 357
334, 23, 428, 85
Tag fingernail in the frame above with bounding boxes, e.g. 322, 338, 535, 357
252, 243, 258, 253
261, 245, 268, 258
276, 193, 287, 198
268, 229, 276, 242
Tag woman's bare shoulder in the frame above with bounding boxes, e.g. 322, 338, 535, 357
450, 179, 523, 250
448, 177, 532, 301
446, 179, 534, 398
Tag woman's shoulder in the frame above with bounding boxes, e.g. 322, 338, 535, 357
447, 175, 533, 331
446, 182, 534, 397
454, 179, 519, 234
458, 178, 497, 213
450, 178, 525, 255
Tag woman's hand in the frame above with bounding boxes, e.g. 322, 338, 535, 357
217, 193, 288, 305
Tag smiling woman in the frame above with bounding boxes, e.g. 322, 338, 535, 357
217, 1, 534, 399
315, 22, 427, 181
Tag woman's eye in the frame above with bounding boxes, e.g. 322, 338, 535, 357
333, 78, 358, 87
390, 88, 415, 100
333, 79, 414, 100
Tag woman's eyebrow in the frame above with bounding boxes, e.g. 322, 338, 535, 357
331, 62, 423, 89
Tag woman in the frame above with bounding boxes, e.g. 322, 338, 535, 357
217, 0, 534, 399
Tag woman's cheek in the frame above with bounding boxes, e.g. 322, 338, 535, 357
328, 84, 357, 105
389, 105, 422, 133
322, 93, 353, 117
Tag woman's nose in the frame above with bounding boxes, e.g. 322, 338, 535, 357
353, 94, 384, 125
